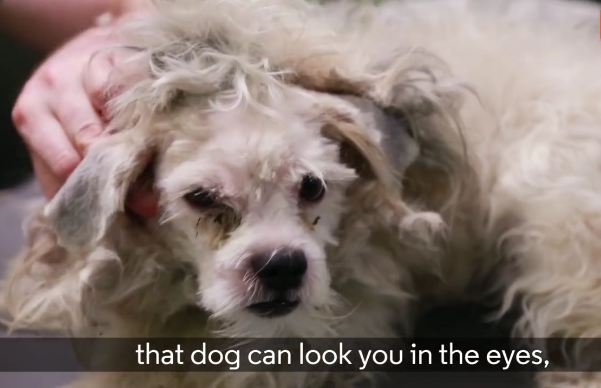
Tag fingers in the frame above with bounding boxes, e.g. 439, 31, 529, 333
12, 27, 112, 196
84, 49, 115, 115
12, 96, 81, 181
53, 46, 116, 153
11, 27, 142, 205
52, 89, 104, 154
31, 153, 63, 199
85, 47, 139, 118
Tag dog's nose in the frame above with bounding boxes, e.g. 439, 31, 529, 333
251, 249, 307, 291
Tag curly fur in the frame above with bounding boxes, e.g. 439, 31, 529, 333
3, 0, 601, 387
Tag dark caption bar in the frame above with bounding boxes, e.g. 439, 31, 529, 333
0, 338, 599, 372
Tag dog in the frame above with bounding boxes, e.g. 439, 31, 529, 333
3, 0, 601, 386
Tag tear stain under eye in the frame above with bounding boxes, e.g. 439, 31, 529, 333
194, 210, 241, 242
214, 213, 224, 226
312, 216, 321, 226
213, 208, 241, 231
195, 217, 202, 238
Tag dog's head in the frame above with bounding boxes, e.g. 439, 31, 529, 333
158, 99, 363, 324
42, 0, 465, 336
44, 85, 420, 335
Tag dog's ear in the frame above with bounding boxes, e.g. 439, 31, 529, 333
292, 58, 422, 191
320, 98, 419, 193
297, 54, 472, 248
292, 52, 469, 213
44, 130, 155, 249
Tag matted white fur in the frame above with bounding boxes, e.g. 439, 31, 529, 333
3, 0, 601, 387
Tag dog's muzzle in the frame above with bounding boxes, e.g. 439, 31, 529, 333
247, 248, 307, 318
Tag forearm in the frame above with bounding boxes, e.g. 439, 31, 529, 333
0, 0, 147, 52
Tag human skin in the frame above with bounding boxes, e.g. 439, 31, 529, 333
1, 0, 157, 216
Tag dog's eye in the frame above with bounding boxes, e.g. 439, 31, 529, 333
184, 188, 219, 209
299, 175, 326, 203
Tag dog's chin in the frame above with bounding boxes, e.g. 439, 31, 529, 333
247, 298, 300, 318
205, 296, 337, 337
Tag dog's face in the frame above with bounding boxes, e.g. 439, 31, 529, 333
157, 97, 357, 332
45, 86, 417, 335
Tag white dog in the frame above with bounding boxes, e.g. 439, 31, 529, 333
4, 0, 601, 386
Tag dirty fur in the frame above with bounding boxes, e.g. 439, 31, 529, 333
3, 0, 601, 387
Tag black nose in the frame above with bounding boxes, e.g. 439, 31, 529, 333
251, 249, 307, 292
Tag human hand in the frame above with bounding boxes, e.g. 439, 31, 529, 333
12, 23, 158, 217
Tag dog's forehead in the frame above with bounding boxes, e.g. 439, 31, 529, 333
209, 109, 313, 151
159, 105, 340, 198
